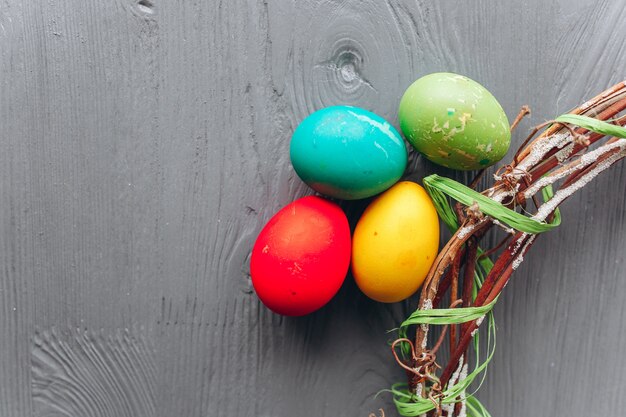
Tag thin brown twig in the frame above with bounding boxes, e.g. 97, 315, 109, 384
510, 105, 531, 132
478, 233, 512, 260
448, 253, 462, 352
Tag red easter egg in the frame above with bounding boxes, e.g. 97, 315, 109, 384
250, 196, 351, 316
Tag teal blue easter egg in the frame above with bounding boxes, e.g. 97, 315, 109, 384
290, 106, 408, 200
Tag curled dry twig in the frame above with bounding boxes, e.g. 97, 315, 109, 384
397, 81, 626, 416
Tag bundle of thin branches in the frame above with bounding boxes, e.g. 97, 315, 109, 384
388, 81, 626, 417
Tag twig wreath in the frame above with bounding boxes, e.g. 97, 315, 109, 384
387, 81, 626, 416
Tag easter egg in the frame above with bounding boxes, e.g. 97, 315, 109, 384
398, 72, 511, 170
290, 106, 408, 200
250, 196, 351, 316
352, 181, 439, 303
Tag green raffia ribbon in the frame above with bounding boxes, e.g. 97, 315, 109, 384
554, 114, 626, 139
390, 256, 498, 416
400, 298, 497, 328
389, 309, 497, 417
422, 112, 626, 236
387, 112, 623, 416
423, 175, 561, 234
466, 396, 493, 417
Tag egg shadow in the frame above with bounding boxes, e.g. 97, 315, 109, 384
280, 188, 425, 350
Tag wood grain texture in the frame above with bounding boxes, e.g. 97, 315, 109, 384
32, 327, 157, 417
0, 0, 625, 416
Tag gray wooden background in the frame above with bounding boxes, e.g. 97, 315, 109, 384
1, 1, 626, 416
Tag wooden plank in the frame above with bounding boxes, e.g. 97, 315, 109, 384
0, 0, 625, 416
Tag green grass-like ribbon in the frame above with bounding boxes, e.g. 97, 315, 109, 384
389, 306, 496, 417
390, 263, 497, 417
400, 298, 496, 327
423, 175, 560, 234
555, 114, 626, 139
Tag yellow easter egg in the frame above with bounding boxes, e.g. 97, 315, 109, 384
352, 181, 440, 303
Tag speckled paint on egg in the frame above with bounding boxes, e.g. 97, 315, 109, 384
290, 106, 408, 200
398, 72, 511, 171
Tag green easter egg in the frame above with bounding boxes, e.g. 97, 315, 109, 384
398, 72, 511, 170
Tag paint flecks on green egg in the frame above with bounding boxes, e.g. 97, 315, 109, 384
398, 72, 511, 171
290, 106, 408, 200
